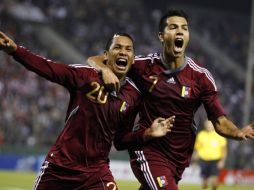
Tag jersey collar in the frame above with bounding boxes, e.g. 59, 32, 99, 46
110, 77, 127, 97
160, 55, 188, 75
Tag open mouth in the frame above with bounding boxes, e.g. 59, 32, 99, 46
174, 38, 184, 48
173, 38, 184, 54
116, 58, 128, 67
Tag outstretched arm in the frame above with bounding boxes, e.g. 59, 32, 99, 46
0, 31, 89, 89
213, 116, 254, 140
87, 55, 120, 92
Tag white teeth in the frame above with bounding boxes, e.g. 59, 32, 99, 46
118, 58, 127, 62
116, 58, 128, 69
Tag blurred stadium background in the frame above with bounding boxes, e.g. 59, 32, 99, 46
0, 0, 253, 189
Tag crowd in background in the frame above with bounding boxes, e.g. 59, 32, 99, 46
0, 0, 253, 169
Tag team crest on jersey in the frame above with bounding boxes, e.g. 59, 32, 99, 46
120, 101, 128, 112
157, 176, 168, 187
181, 86, 191, 98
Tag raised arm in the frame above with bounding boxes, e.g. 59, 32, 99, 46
87, 55, 120, 92
0, 31, 90, 90
213, 116, 254, 140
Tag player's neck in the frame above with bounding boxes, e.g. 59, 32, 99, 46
119, 76, 125, 83
162, 54, 185, 70
117, 74, 127, 87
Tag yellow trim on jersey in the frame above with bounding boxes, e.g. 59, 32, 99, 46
120, 101, 126, 112
181, 86, 186, 97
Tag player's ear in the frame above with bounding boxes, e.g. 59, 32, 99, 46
131, 54, 135, 64
158, 32, 164, 43
103, 50, 108, 60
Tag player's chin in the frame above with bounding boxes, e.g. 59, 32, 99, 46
113, 68, 128, 78
114, 65, 129, 74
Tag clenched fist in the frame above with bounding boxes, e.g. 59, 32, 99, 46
0, 31, 17, 54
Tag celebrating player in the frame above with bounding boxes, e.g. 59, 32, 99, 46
0, 31, 175, 190
87, 9, 254, 190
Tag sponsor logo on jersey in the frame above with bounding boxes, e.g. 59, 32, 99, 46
157, 176, 168, 187
181, 86, 191, 98
167, 77, 176, 84
110, 91, 118, 97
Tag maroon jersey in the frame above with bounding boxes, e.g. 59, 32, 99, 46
12, 46, 141, 172
116, 53, 225, 168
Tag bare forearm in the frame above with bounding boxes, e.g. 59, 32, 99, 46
213, 116, 242, 140
86, 55, 106, 71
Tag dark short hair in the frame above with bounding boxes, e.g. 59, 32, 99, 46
159, 9, 189, 32
105, 32, 134, 51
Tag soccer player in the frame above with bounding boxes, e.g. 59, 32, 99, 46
194, 120, 227, 190
87, 9, 254, 190
0, 31, 175, 190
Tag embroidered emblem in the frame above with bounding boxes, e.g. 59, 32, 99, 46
157, 176, 168, 187
181, 86, 191, 98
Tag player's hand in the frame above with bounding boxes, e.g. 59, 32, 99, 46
87, 55, 120, 92
101, 67, 120, 92
237, 122, 254, 140
0, 31, 17, 54
143, 115, 175, 141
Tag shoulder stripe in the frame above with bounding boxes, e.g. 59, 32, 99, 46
69, 64, 98, 72
186, 57, 217, 91
147, 53, 160, 59
126, 77, 140, 93
135, 53, 160, 63
69, 64, 93, 68
135, 56, 151, 61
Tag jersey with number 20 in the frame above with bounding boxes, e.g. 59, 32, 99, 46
12, 46, 141, 172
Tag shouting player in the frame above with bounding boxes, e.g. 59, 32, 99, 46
87, 9, 254, 190
0, 31, 175, 190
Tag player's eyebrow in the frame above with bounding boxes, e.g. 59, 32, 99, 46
115, 43, 133, 49
169, 23, 188, 27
